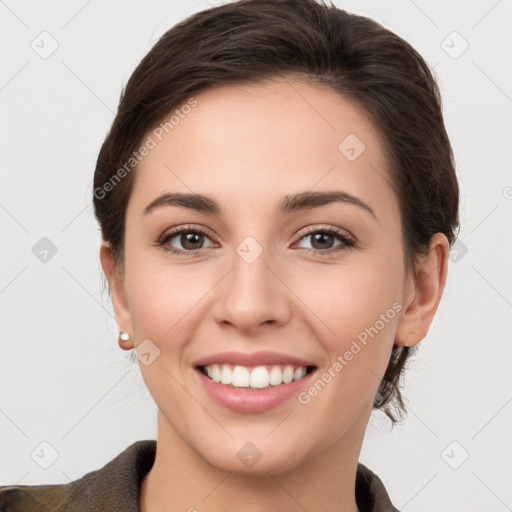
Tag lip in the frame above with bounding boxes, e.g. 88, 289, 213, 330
193, 365, 318, 413
192, 350, 317, 368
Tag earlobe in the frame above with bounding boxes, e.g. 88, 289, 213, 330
395, 233, 450, 348
99, 240, 133, 349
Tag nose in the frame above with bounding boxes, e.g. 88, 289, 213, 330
211, 244, 291, 335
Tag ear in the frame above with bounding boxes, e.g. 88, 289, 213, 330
99, 240, 133, 350
395, 232, 450, 348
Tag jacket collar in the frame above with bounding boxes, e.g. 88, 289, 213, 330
0, 440, 400, 511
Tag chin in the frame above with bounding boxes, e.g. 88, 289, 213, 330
198, 438, 310, 476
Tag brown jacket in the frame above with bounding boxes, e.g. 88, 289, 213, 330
0, 440, 401, 511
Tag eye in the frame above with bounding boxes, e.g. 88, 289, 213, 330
294, 225, 355, 256
157, 225, 216, 255
156, 224, 355, 257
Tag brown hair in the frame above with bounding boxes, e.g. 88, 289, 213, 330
93, 0, 460, 425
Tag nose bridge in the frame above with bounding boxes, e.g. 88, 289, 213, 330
212, 232, 290, 331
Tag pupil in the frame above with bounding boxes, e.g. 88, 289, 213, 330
312, 233, 332, 249
183, 233, 202, 250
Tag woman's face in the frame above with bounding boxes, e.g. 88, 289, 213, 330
112, 78, 415, 473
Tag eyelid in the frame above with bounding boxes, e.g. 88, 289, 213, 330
158, 224, 215, 242
295, 223, 353, 240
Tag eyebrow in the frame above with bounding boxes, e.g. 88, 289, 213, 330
143, 190, 377, 220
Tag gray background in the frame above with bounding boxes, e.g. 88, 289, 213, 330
1, 1, 511, 510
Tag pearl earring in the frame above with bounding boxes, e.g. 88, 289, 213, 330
119, 331, 131, 342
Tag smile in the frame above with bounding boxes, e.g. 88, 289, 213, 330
199, 363, 316, 389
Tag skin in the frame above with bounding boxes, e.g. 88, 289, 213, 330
100, 77, 449, 512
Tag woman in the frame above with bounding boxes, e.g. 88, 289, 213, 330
0, 0, 459, 510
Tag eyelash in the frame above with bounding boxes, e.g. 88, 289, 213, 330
156, 224, 356, 257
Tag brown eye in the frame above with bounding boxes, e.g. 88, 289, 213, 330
310, 232, 336, 250
158, 226, 215, 255
295, 226, 355, 256
179, 232, 205, 250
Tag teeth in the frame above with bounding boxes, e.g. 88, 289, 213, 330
211, 363, 221, 383
220, 365, 232, 385
202, 363, 311, 389
232, 365, 250, 387
282, 365, 294, 383
250, 366, 269, 388
293, 367, 307, 380
269, 366, 282, 385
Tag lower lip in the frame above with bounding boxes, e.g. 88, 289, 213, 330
194, 367, 317, 413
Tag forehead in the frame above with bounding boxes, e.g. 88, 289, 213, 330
130, 78, 397, 222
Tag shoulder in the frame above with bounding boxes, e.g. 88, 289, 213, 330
0, 483, 76, 512
0, 440, 156, 512
356, 461, 402, 512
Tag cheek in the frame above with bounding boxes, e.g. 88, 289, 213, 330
303, 255, 403, 372
125, 263, 211, 402
298, 267, 402, 426
125, 258, 214, 342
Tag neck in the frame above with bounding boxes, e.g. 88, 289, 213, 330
140, 409, 370, 512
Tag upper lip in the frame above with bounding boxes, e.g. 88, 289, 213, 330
193, 351, 317, 368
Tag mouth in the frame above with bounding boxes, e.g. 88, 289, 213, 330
191, 350, 320, 412
195, 363, 318, 390
194, 363, 318, 413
